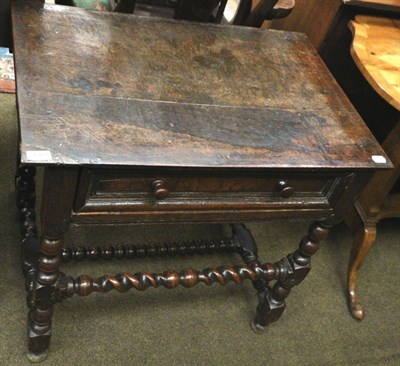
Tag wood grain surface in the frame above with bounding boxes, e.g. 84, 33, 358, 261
265, 0, 343, 49
349, 15, 400, 110
344, 0, 400, 12
12, 0, 389, 169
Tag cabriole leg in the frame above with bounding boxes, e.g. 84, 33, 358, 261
347, 223, 377, 321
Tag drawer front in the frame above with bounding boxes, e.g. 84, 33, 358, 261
73, 169, 343, 223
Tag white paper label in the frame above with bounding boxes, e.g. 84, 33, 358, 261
26, 150, 52, 162
371, 155, 387, 164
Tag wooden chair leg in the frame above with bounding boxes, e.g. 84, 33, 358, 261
347, 223, 377, 321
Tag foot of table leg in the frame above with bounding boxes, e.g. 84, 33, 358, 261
347, 223, 377, 321
27, 282, 56, 361
27, 351, 48, 364
27, 315, 51, 363
231, 224, 278, 331
252, 220, 331, 331
252, 284, 287, 332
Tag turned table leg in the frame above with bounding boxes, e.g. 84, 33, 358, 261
252, 220, 331, 332
231, 224, 271, 329
18, 166, 78, 362
16, 166, 40, 291
28, 236, 63, 362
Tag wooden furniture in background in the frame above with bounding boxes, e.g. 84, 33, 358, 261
345, 15, 400, 320
56, 0, 294, 25
12, 0, 389, 361
0, 0, 11, 47
265, 0, 400, 50
344, 0, 400, 12
244, 0, 294, 26
349, 16, 400, 109
265, 0, 343, 49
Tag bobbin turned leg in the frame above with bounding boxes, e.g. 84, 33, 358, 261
16, 166, 39, 277
252, 221, 331, 332
28, 237, 62, 362
26, 167, 78, 362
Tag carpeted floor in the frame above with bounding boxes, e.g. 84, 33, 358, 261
1, 92, 399, 365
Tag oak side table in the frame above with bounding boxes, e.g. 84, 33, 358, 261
12, 0, 390, 361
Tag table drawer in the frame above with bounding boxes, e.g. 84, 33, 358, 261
74, 169, 343, 221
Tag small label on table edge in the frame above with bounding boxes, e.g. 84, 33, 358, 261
26, 150, 52, 162
371, 155, 387, 164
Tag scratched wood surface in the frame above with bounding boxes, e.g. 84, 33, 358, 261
12, 0, 389, 169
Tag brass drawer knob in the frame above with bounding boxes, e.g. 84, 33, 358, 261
152, 179, 169, 200
277, 180, 294, 198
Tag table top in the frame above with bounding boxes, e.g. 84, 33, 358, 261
344, 0, 400, 12
12, 0, 390, 170
349, 15, 400, 110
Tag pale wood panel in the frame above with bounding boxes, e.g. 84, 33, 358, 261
349, 15, 400, 110
344, 0, 400, 12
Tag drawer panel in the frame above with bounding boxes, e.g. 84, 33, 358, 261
74, 169, 341, 217
92, 174, 327, 195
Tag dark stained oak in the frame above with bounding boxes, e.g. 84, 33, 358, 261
11, 0, 391, 361
12, 1, 390, 170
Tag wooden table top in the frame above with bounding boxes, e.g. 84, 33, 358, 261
349, 15, 400, 111
344, 0, 400, 12
12, 0, 390, 170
